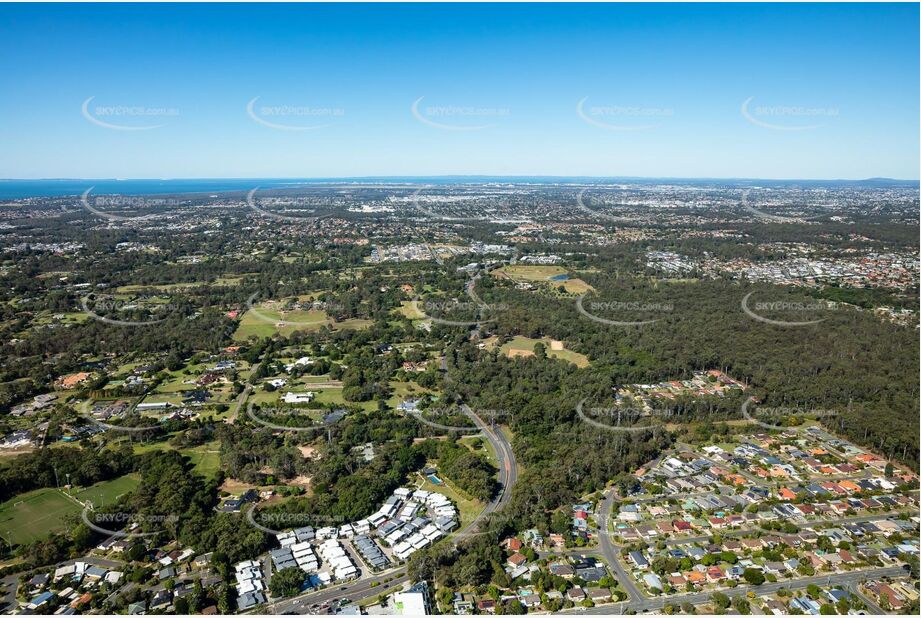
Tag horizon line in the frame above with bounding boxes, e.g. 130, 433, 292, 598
2, 175, 918, 183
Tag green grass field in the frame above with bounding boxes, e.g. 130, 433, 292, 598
116, 277, 245, 294
234, 305, 332, 339
32, 312, 91, 326
385, 380, 435, 409
233, 302, 373, 340
74, 474, 141, 508
497, 264, 568, 280
493, 265, 594, 295
460, 435, 497, 466
417, 474, 483, 530
0, 488, 81, 544
396, 301, 427, 319
133, 441, 222, 478
0, 474, 144, 545
500, 335, 590, 368
181, 441, 222, 478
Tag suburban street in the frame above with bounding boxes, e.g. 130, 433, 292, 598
596, 489, 644, 603
559, 566, 908, 614
662, 511, 916, 547
1, 556, 125, 613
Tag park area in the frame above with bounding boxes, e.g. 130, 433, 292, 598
233, 299, 372, 340
0, 474, 140, 545
492, 264, 594, 295
498, 335, 590, 368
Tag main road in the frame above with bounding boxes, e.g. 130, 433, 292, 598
265, 402, 517, 614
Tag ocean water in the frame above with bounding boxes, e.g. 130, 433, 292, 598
1, 176, 912, 199
0, 177, 507, 199
0, 179, 333, 199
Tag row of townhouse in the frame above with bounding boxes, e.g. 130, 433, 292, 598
234, 560, 266, 611
317, 539, 359, 580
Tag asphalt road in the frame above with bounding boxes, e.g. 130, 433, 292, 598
596, 489, 644, 603
1, 555, 125, 613
266, 402, 518, 614
560, 565, 907, 614
460, 404, 517, 517
663, 510, 915, 547
266, 567, 409, 615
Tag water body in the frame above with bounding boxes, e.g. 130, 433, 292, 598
0, 177, 508, 199
1, 176, 913, 200
0, 179, 337, 199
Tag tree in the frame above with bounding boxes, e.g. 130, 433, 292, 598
742, 568, 765, 586
732, 597, 751, 615
501, 599, 526, 614
125, 543, 148, 562
533, 342, 547, 359
711, 592, 731, 610
269, 567, 304, 598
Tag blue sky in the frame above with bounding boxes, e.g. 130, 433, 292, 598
0, 3, 918, 179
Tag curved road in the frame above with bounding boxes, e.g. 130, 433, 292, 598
270, 291, 518, 614
266, 402, 517, 614
459, 404, 517, 520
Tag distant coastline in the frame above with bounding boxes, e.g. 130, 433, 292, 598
0, 176, 916, 200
